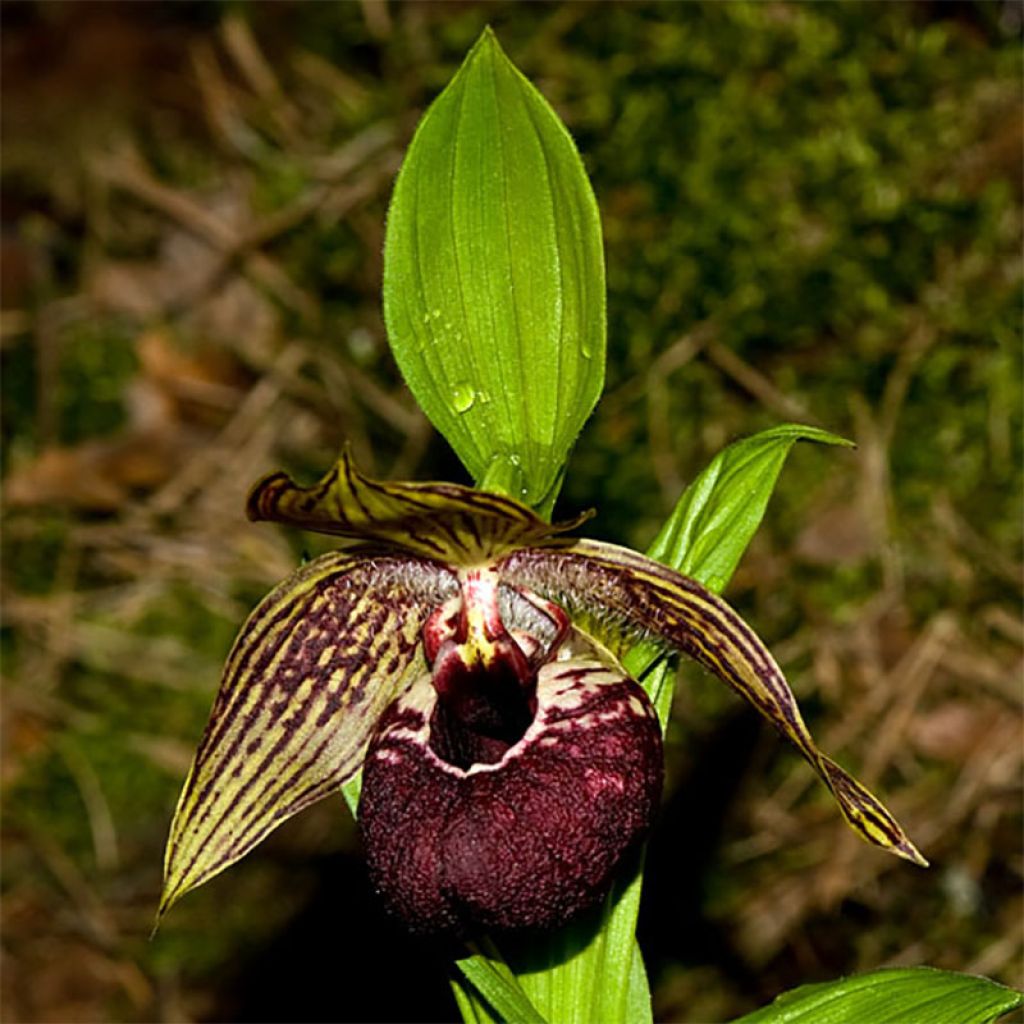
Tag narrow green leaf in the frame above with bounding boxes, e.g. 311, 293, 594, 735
456, 950, 548, 1024
624, 423, 849, 686
452, 975, 501, 1024
383, 27, 606, 511
508, 871, 651, 1024
729, 967, 1024, 1024
647, 423, 854, 596
340, 773, 361, 815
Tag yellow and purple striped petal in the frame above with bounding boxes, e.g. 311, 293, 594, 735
247, 446, 590, 566
497, 540, 926, 867
160, 550, 457, 918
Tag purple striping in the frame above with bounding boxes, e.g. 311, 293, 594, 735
501, 547, 783, 702
243, 733, 343, 830
179, 711, 344, 886
341, 455, 374, 521
341, 637, 421, 711
187, 669, 336, 834
427, 514, 472, 553
550, 665, 611, 684
202, 578, 417, 763
541, 687, 642, 727
400, 528, 449, 557
189, 620, 422, 843
219, 560, 365, 700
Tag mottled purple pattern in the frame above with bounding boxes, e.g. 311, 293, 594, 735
358, 670, 663, 935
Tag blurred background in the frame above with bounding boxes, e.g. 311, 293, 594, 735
2, 2, 1021, 1022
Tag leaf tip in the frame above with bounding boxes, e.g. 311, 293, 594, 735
893, 838, 929, 869
469, 24, 503, 63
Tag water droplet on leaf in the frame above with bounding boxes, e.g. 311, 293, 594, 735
451, 384, 475, 413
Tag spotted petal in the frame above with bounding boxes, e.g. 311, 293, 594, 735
498, 540, 926, 866
248, 447, 590, 566
160, 550, 456, 917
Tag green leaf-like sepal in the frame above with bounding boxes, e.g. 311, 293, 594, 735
383, 27, 606, 510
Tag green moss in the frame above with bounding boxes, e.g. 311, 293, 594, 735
56, 321, 139, 445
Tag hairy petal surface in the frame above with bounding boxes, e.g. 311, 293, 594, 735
161, 550, 455, 917
497, 540, 926, 867
248, 447, 590, 566
359, 644, 663, 935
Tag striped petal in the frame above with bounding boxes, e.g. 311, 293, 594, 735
247, 446, 590, 566
160, 550, 456, 917
497, 540, 926, 867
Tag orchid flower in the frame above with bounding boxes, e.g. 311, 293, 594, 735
160, 449, 925, 937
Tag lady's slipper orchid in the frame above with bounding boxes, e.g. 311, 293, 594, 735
161, 450, 924, 935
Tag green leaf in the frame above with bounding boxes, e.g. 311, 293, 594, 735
455, 949, 548, 1024
452, 975, 501, 1024
383, 27, 605, 512
510, 877, 652, 1024
647, 423, 854, 596
729, 967, 1024, 1024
